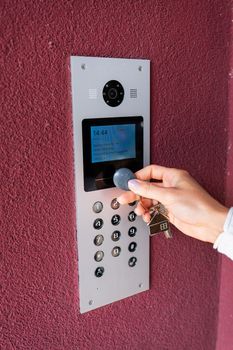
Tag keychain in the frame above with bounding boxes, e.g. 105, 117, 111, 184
113, 168, 172, 239
147, 203, 172, 238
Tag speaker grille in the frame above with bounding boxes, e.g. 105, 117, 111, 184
130, 89, 137, 98
88, 89, 97, 99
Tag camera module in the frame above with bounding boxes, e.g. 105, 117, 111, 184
102, 80, 124, 107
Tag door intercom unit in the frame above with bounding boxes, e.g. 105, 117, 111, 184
71, 56, 150, 313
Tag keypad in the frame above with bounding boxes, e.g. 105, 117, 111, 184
94, 251, 104, 262
94, 234, 104, 246
111, 198, 120, 210
111, 214, 121, 226
111, 230, 121, 242
93, 218, 104, 230
93, 198, 139, 277
128, 226, 137, 237
128, 211, 137, 222
95, 267, 104, 277
128, 242, 137, 253
128, 257, 137, 267
111, 246, 121, 257
93, 201, 103, 213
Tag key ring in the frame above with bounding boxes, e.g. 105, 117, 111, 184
147, 202, 172, 239
148, 202, 169, 219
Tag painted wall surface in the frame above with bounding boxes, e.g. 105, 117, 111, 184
216, 16, 233, 350
0, 1, 230, 349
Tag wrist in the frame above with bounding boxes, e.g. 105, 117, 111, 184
209, 206, 229, 244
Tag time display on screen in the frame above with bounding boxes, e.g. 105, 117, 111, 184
91, 124, 136, 163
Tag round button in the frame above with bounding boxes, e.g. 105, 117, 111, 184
95, 266, 104, 277
93, 201, 103, 213
128, 211, 137, 222
111, 198, 120, 210
94, 234, 104, 246
94, 251, 104, 262
128, 242, 137, 253
112, 246, 121, 257
129, 201, 137, 207
111, 230, 121, 242
111, 214, 121, 226
128, 226, 137, 237
93, 218, 104, 230
128, 257, 137, 267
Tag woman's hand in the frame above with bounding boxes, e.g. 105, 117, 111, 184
117, 165, 228, 243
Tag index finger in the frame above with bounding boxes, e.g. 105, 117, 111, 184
135, 165, 169, 181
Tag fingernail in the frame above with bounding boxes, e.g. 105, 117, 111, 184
128, 179, 141, 192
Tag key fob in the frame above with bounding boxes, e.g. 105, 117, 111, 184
113, 168, 136, 191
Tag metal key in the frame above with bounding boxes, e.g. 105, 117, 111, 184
147, 203, 172, 239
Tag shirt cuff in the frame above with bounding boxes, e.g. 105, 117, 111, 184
213, 207, 233, 260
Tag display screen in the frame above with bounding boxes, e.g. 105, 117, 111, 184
82, 116, 143, 191
91, 124, 136, 163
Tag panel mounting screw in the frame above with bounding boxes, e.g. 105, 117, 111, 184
81, 64, 86, 70
89, 300, 93, 305
139, 283, 143, 288
138, 66, 142, 72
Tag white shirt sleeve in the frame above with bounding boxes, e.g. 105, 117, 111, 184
213, 207, 233, 260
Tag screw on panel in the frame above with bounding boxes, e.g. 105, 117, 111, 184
81, 64, 86, 70
139, 283, 143, 288
138, 66, 142, 72
89, 300, 93, 305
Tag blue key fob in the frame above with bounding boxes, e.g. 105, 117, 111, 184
113, 168, 136, 191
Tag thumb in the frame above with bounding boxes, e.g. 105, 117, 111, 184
128, 179, 169, 203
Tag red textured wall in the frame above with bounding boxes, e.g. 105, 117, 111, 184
0, 1, 230, 349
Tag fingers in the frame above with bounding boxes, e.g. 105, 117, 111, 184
128, 179, 171, 203
117, 191, 139, 205
135, 165, 190, 188
140, 197, 153, 209
142, 212, 151, 223
135, 165, 169, 181
134, 202, 146, 216
134, 201, 151, 223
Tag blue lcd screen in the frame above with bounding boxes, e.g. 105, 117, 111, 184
91, 124, 136, 163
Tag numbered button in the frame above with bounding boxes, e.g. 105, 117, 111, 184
128, 226, 137, 237
94, 234, 104, 246
128, 242, 137, 253
94, 251, 104, 262
129, 201, 137, 207
128, 257, 137, 267
111, 246, 121, 257
111, 214, 121, 226
93, 201, 103, 213
93, 218, 103, 230
128, 211, 137, 222
111, 198, 120, 210
95, 266, 104, 278
111, 230, 121, 242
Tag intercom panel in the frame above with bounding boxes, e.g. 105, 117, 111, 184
71, 56, 150, 313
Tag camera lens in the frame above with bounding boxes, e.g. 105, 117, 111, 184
108, 88, 118, 99
103, 80, 124, 107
